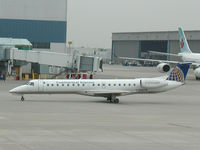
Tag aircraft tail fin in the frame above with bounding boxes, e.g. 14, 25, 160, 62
166, 63, 190, 82
178, 27, 192, 53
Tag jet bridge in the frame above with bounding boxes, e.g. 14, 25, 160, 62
0, 38, 103, 79
4, 48, 102, 76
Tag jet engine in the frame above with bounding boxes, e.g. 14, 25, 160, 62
194, 67, 200, 80
140, 79, 168, 89
157, 63, 170, 73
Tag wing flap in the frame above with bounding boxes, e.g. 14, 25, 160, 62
119, 57, 179, 64
80, 90, 132, 97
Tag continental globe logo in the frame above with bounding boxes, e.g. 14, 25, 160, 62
167, 66, 184, 82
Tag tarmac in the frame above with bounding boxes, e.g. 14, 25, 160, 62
0, 64, 200, 150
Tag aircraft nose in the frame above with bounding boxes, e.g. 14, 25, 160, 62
9, 88, 17, 93
9, 87, 20, 94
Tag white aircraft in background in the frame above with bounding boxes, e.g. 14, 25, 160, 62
10, 63, 190, 104
120, 27, 200, 80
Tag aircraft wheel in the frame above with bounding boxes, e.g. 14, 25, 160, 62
21, 96, 24, 101
107, 97, 111, 102
196, 77, 200, 80
114, 98, 119, 104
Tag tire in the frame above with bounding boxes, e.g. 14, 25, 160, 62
114, 98, 119, 104
21, 96, 24, 101
107, 97, 111, 102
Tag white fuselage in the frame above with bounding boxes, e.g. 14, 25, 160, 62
10, 78, 183, 97
179, 53, 200, 64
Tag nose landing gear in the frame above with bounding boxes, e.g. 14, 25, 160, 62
21, 96, 25, 101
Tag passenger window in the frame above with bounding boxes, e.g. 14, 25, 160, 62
98, 84, 100, 86
114, 84, 116, 86
67, 84, 69, 86
129, 84, 131, 86
124, 84, 126, 86
108, 84, 111, 86
133, 84, 136, 86
72, 84, 75, 86
78, 84, 80, 86
93, 84, 95, 86
119, 84, 121, 86
51, 84, 54, 86
62, 84, 64, 86
57, 84, 59, 86
47, 84, 49, 86
82, 84, 85, 86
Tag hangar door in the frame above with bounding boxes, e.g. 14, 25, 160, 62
140, 40, 168, 59
113, 41, 138, 61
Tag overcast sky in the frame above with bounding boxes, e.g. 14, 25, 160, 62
67, 0, 200, 48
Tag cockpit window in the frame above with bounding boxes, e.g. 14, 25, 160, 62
30, 82, 34, 86
26, 82, 34, 86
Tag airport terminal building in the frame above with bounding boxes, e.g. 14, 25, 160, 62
0, 0, 67, 53
112, 30, 200, 62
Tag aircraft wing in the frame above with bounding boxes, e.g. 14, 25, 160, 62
119, 57, 179, 64
191, 62, 200, 68
120, 57, 199, 68
80, 90, 132, 97
149, 51, 179, 57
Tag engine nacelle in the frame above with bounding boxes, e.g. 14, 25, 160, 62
157, 63, 170, 73
140, 79, 168, 89
194, 68, 200, 80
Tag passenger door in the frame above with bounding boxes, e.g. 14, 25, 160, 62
38, 80, 44, 92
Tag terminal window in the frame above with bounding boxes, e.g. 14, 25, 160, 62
32, 42, 50, 49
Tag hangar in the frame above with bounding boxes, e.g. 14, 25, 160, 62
0, 0, 67, 53
112, 30, 200, 63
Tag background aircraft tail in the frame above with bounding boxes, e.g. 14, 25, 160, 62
166, 63, 190, 82
178, 27, 192, 53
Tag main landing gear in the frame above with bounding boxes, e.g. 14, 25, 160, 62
107, 96, 119, 104
196, 77, 200, 80
21, 96, 25, 101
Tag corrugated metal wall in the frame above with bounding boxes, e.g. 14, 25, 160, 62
169, 40, 179, 54
0, 19, 66, 43
0, 0, 67, 21
170, 40, 200, 54
112, 41, 138, 62
188, 40, 200, 53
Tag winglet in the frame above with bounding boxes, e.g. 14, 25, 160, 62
166, 63, 190, 82
178, 27, 192, 53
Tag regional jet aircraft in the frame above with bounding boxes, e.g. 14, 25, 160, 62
10, 63, 190, 104
120, 28, 200, 80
